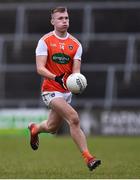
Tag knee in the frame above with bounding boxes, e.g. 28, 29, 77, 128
69, 112, 80, 127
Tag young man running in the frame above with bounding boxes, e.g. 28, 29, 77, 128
28, 6, 101, 171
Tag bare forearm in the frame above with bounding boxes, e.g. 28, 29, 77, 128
37, 66, 55, 80
72, 59, 81, 73
36, 55, 56, 80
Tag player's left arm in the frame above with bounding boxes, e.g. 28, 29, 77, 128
72, 59, 81, 73
72, 43, 82, 73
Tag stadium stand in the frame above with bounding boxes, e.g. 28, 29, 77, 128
5, 72, 41, 99
25, 9, 52, 34
4, 39, 37, 64
82, 39, 127, 64
0, 1, 140, 109
76, 71, 107, 99
92, 9, 140, 33
0, 10, 16, 34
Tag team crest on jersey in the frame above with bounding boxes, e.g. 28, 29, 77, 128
52, 53, 71, 64
51, 93, 55, 97
68, 45, 73, 50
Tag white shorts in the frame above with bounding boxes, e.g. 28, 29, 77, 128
42, 91, 72, 108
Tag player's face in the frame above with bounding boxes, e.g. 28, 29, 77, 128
51, 11, 69, 33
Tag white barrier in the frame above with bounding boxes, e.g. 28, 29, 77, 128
0, 108, 49, 129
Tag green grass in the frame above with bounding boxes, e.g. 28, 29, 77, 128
0, 131, 140, 179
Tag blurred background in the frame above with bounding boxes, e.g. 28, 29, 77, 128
0, 0, 140, 136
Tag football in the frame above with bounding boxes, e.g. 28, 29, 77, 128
66, 73, 87, 94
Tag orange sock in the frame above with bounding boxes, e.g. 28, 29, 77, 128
32, 124, 38, 135
82, 149, 94, 163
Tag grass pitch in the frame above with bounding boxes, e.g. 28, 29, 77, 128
0, 130, 140, 179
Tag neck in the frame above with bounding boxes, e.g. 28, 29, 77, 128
54, 30, 67, 38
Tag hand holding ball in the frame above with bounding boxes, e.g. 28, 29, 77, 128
66, 73, 87, 94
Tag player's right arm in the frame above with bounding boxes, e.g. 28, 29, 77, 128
36, 56, 66, 89
36, 39, 56, 80
36, 39, 66, 89
36, 55, 55, 80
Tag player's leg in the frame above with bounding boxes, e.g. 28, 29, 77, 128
50, 97, 101, 170
37, 109, 63, 133
50, 97, 88, 152
28, 91, 64, 150
28, 109, 63, 150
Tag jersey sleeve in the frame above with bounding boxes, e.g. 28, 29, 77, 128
73, 44, 82, 60
35, 39, 48, 56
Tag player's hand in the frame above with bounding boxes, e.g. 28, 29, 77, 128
55, 73, 67, 89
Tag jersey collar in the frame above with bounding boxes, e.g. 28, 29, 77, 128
53, 31, 69, 40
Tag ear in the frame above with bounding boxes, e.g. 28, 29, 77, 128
51, 19, 54, 25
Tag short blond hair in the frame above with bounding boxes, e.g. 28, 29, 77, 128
51, 6, 68, 17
